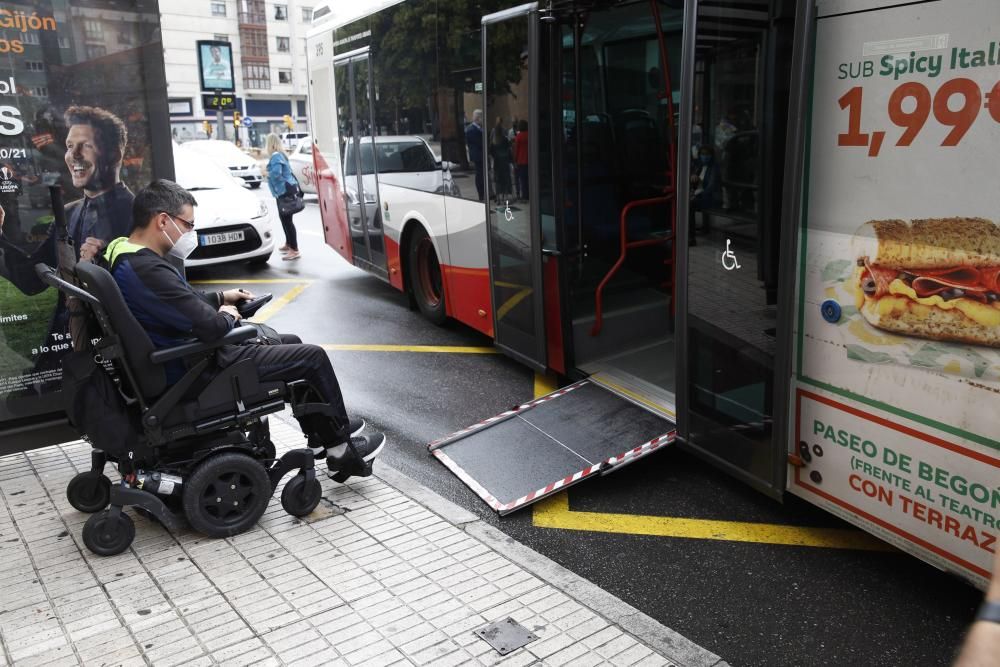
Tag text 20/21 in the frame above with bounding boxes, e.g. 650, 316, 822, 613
0, 147, 26, 159
837, 78, 1000, 156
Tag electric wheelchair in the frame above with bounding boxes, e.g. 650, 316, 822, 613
37, 260, 334, 556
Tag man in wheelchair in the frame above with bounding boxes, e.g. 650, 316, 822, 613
107, 179, 385, 475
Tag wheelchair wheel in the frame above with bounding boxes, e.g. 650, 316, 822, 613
67, 471, 111, 513
182, 452, 271, 538
280, 473, 322, 517
82, 509, 135, 556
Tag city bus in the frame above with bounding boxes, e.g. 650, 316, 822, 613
306, 0, 998, 590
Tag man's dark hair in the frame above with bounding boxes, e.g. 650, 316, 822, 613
132, 179, 198, 230
64, 105, 128, 158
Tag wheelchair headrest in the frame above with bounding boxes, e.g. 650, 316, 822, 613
75, 260, 167, 399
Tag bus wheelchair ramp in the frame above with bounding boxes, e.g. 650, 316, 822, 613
428, 380, 675, 514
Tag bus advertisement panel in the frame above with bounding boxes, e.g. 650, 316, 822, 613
792, 0, 999, 589
0, 1, 170, 433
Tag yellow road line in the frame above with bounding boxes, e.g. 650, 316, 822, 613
533, 493, 893, 551
254, 283, 309, 323
534, 372, 558, 398
496, 286, 533, 321
321, 344, 498, 354
191, 279, 315, 284
494, 280, 528, 289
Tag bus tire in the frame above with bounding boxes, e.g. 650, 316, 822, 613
407, 226, 446, 325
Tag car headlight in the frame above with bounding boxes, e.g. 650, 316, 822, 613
253, 200, 268, 218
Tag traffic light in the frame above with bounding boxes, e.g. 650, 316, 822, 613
283, 114, 294, 129
202, 120, 213, 137
233, 111, 242, 127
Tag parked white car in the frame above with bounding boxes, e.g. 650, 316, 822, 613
286, 136, 317, 194
173, 143, 275, 267
183, 139, 263, 189
281, 131, 309, 151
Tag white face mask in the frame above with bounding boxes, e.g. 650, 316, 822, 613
163, 217, 197, 259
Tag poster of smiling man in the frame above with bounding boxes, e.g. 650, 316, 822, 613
0, 2, 171, 428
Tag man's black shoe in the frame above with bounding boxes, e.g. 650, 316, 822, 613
327, 433, 386, 482
310, 418, 366, 460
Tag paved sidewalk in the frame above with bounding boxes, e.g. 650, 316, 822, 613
0, 413, 726, 667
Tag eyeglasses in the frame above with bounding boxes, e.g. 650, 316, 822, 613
163, 211, 195, 231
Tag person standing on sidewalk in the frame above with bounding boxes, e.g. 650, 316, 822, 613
513, 120, 529, 201
265, 133, 300, 260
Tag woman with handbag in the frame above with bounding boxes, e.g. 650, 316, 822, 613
265, 133, 303, 260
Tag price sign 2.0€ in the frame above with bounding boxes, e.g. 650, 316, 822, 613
838, 78, 1000, 157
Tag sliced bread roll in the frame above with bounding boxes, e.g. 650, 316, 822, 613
860, 298, 1000, 347
852, 217, 1000, 269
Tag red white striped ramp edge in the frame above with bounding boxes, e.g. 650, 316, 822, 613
426, 379, 589, 451
431, 447, 504, 511
495, 430, 677, 514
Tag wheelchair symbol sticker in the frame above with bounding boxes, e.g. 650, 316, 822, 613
504, 200, 513, 222
722, 238, 741, 271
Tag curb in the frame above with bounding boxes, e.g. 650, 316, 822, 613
375, 463, 728, 667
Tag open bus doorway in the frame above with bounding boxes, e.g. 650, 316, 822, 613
560, 0, 684, 420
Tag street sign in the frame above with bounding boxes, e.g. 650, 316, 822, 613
241, 116, 253, 127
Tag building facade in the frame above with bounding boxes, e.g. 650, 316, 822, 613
161, 0, 312, 146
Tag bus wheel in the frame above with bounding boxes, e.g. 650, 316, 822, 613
408, 227, 446, 325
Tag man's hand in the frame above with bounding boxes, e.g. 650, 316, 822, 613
219, 305, 242, 321
79, 236, 106, 262
222, 288, 255, 305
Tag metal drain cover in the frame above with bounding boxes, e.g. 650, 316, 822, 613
474, 617, 538, 655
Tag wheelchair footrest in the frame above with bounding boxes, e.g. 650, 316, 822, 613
110, 485, 185, 532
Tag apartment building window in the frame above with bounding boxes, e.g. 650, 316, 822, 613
84, 19, 103, 41
23, 32, 39, 45
31, 86, 48, 97
214, 34, 228, 42
211, 2, 226, 16
276, 36, 289, 52
301, 7, 312, 22
274, 4, 287, 20
58, 36, 70, 48
25, 61, 44, 72
241, 29, 267, 58
86, 45, 107, 59
243, 63, 270, 90
278, 69, 292, 84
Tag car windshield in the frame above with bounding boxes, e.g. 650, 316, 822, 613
173, 145, 237, 190
345, 141, 436, 175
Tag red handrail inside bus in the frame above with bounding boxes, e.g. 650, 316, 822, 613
590, 193, 675, 336
590, 0, 679, 337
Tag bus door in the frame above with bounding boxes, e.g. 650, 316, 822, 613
333, 49, 388, 278
675, 0, 796, 498
481, 4, 547, 370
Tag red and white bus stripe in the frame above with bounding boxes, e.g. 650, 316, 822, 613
426, 379, 587, 450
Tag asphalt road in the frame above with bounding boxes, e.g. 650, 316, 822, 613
185, 194, 984, 666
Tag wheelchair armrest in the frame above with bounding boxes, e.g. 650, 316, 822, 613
34, 263, 100, 305
149, 324, 259, 364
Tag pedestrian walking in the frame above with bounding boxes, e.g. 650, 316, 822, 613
265, 132, 302, 260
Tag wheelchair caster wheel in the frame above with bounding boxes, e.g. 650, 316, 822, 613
82, 509, 135, 556
67, 471, 111, 513
183, 452, 271, 538
281, 473, 322, 517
